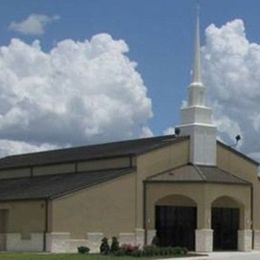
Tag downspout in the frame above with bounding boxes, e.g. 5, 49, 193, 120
43, 199, 49, 252
143, 181, 147, 245
250, 184, 254, 249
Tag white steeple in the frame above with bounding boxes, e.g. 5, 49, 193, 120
177, 7, 217, 165
192, 11, 201, 84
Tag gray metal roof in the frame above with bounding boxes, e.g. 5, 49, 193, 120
146, 164, 250, 185
0, 168, 135, 201
0, 135, 188, 170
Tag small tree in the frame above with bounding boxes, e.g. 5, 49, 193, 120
100, 237, 110, 255
110, 236, 120, 253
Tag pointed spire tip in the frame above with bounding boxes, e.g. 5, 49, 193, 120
191, 2, 202, 84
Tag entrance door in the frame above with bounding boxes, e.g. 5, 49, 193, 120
212, 207, 239, 251
155, 206, 197, 250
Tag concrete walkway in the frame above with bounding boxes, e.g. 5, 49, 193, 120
161, 251, 260, 260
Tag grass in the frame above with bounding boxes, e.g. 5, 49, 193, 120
0, 253, 154, 260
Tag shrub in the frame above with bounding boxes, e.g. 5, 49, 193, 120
114, 248, 125, 256
100, 237, 110, 255
142, 246, 188, 257
131, 249, 143, 257
143, 245, 156, 256
110, 236, 120, 253
77, 246, 90, 254
172, 246, 187, 255
120, 244, 140, 255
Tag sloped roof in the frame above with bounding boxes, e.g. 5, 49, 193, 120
0, 168, 135, 201
146, 164, 250, 185
0, 135, 188, 170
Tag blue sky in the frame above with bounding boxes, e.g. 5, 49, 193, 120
0, 0, 259, 158
0, 0, 255, 134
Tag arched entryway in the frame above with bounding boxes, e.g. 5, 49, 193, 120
155, 195, 197, 250
211, 196, 243, 251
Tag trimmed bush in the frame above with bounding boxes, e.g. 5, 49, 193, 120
120, 244, 140, 255
141, 245, 188, 257
77, 246, 90, 254
172, 246, 187, 255
143, 245, 156, 256
100, 237, 110, 255
131, 249, 143, 257
114, 248, 126, 256
110, 236, 120, 253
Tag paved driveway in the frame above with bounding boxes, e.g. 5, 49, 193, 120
206, 251, 260, 259
164, 251, 260, 260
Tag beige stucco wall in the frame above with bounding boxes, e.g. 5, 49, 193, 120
135, 139, 189, 228
51, 172, 136, 238
0, 201, 45, 236
146, 182, 251, 230
217, 143, 260, 229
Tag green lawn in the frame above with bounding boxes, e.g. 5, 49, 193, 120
0, 253, 153, 260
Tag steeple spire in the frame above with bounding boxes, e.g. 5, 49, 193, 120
192, 5, 201, 83
187, 3, 205, 107
177, 2, 217, 166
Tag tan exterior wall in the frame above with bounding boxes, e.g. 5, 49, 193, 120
217, 143, 260, 229
0, 201, 45, 236
146, 182, 251, 230
77, 157, 132, 172
0, 168, 31, 179
51, 172, 136, 238
136, 139, 189, 228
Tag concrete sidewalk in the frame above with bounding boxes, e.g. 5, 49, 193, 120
160, 251, 260, 260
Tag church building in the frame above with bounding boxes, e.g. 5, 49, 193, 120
0, 15, 259, 253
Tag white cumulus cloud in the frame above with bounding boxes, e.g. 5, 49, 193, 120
0, 33, 152, 157
9, 14, 60, 35
163, 127, 175, 135
202, 19, 260, 161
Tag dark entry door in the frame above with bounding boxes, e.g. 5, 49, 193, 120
212, 207, 239, 251
155, 206, 197, 250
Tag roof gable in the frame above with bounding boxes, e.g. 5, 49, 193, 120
146, 164, 250, 185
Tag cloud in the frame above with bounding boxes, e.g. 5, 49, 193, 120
0, 140, 58, 158
202, 19, 260, 160
163, 127, 175, 135
9, 14, 60, 35
0, 34, 152, 157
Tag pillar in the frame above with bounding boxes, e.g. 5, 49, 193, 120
196, 202, 213, 252
238, 229, 252, 251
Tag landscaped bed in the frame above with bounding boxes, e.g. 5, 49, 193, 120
0, 253, 204, 260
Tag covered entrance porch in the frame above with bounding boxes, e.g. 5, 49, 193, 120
155, 196, 197, 250
144, 164, 252, 252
